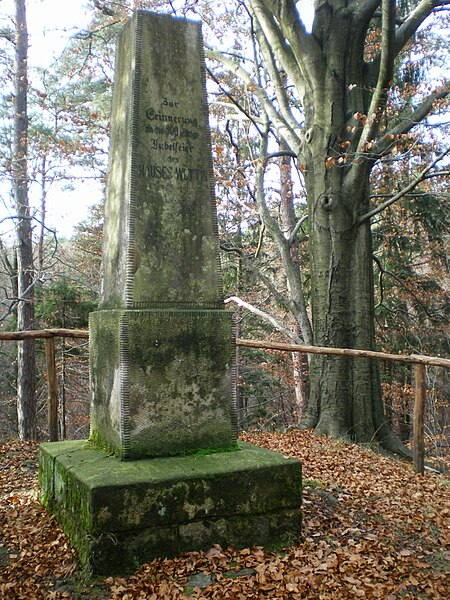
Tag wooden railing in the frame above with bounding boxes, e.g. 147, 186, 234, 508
0, 329, 88, 443
1, 329, 449, 474
237, 339, 450, 475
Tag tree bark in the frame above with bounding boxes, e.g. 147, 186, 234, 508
13, 0, 36, 440
278, 141, 309, 416
297, 23, 406, 450
244, 0, 433, 454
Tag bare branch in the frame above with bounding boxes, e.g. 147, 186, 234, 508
373, 85, 450, 156
93, 0, 115, 16
255, 129, 313, 343
206, 66, 264, 134
0, 238, 15, 277
249, 10, 304, 143
248, 0, 308, 99
0, 27, 15, 44
373, 254, 448, 323
394, 0, 445, 57
356, 0, 396, 157
354, 0, 382, 22
0, 301, 18, 323
266, 150, 298, 160
225, 295, 302, 343
423, 170, 450, 180
250, 0, 322, 94
220, 241, 295, 314
358, 147, 450, 224
206, 48, 301, 152
288, 215, 308, 247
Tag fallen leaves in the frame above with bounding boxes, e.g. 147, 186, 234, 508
1, 431, 449, 598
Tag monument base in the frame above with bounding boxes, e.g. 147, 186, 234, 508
39, 440, 302, 575
89, 308, 237, 459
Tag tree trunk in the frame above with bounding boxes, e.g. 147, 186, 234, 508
13, 0, 36, 440
299, 127, 405, 453
294, 5, 405, 454
278, 144, 309, 417
38, 155, 47, 275
302, 180, 381, 440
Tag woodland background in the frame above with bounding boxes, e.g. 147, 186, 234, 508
0, 0, 449, 469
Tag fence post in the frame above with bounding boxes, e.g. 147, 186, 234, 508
413, 363, 426, 475
45, 336, 58, 442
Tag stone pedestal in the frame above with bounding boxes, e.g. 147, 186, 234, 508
39, 441, 302, 575
89, 309, 237, 459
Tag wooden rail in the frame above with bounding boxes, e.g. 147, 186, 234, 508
0, 328, 89, 340
2, 329, 449, 474
235, 338, 450, 368
237, 339, 450, 475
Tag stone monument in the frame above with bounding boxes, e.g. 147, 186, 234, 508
39, 11, 302, 575
89, 5, 236, 459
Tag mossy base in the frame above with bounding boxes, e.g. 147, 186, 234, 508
89, 308, 237, 459
39, 440, 302, 575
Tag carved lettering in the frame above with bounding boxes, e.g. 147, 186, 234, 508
175, 167, 208, 183
151, 138, 194, 153
161, 96, 179, 109
145, 107, 198, 128
138, 163, 173, 179
180, 128, 199, 140
142, 97, 204, 181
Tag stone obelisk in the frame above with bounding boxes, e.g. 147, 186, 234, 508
39, 12, 301, 576
89, 11, 236, 459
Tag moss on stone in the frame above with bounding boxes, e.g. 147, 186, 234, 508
87, 430, 115, 456
190, 444, 240, 456
39, 439, 302, 575
90, 309, 237, 460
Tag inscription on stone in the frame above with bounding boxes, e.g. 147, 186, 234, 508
101, 12, 222, 309
139, 101, 205, 183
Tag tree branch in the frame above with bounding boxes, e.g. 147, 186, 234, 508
249, 8, 305, 143
394, 0, 443, 57
373, 85, 450, 156
206, 67, 264, 134
248, 0, 307, 99
356, 0, 396, 157
358, 146, 450, 224
0, 27, 15, 44
206, 49, 301, 152
225, 295, 302, 343
373, 255, 447, 322
255, 127, 313, 343
250, 0, 321, 90
221, 241, 295, 314
93, 0, 115, 16
354, 0, 382, 22
288, 215, 308, 247
0, 238, 16, 279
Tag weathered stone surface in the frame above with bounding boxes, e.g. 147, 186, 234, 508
40, 12, 302, 574
90, 309, 237, 458
101, 11, 221, 309
39, 440, 302, 575
89, 11, 235, 460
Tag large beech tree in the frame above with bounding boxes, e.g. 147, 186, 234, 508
206, 0, 449, 452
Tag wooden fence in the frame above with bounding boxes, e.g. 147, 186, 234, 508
1, 328, 449, 475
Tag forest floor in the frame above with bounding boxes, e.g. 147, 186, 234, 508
0, 431, 449, 599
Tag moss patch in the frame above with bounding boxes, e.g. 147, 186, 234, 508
39, 440, 302, 575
